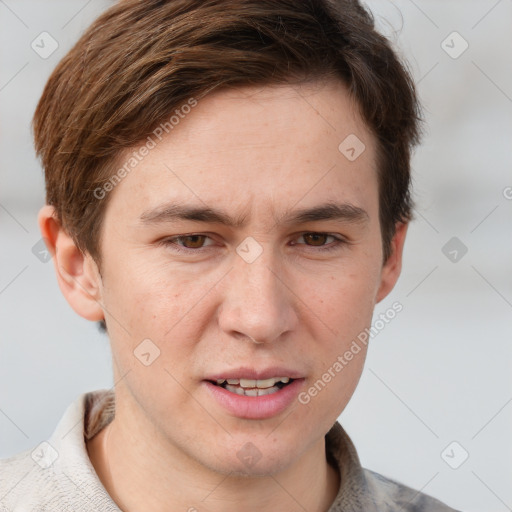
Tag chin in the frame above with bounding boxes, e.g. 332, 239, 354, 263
220, 454, 294, 478
208, 436, 298, 477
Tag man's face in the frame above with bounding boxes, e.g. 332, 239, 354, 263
96, 81, 397, 475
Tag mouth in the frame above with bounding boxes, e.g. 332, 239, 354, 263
203, 368, 305, 419
208, 377, 294, 397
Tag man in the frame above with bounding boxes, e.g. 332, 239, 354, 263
0, 0, 460, 510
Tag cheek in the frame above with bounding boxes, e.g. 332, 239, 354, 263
102, 260, 221, 387
102, 254, 192, 329
307, 259, 381, 338
297, 259, 379, 408
297, 277, 373, 425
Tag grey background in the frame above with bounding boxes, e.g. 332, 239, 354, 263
1, 1, 511, 511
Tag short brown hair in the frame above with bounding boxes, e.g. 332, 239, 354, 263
33, 0, 421, 266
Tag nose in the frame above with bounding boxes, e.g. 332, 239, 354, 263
217, 248, 298, 345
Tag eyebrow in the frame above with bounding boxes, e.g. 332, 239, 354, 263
139, 201, 369, 228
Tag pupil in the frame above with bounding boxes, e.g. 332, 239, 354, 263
184, 235, 204, 248
305, 233, 326, 246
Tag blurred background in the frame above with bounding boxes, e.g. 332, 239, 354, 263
0, 1, 511, 510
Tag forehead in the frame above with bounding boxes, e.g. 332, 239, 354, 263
105, 81, 378, 226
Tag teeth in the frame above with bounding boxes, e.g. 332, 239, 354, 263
224, 384, 282, 396
240, 378, 257, 388
255, 377, 290, 388
215, 377, 292, 389
233, 386, 245, 396
257, 387, 280, 396
253, 377, 273, 388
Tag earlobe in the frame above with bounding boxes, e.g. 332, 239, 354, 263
38, 205, 105, 322
375, 222, 408, 304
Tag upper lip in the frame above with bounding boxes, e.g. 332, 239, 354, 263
204, 366, 304, 381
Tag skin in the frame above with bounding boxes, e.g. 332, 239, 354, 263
39, 80, 408, 512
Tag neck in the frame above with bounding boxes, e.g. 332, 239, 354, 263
87, 406, 340, 512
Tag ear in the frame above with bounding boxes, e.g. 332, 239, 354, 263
38, 205, 105, 322
375, 222, 408, 304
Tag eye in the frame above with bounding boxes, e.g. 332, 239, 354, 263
159, 231, 347, 255
293, 232, 346, 252
161, 234, 215, 252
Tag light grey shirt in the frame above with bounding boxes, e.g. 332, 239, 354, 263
0, 389, 460, 511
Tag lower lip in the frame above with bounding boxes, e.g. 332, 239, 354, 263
203, 379, 305, 420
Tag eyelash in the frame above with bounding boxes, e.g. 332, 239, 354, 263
160, 232, 347, 254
